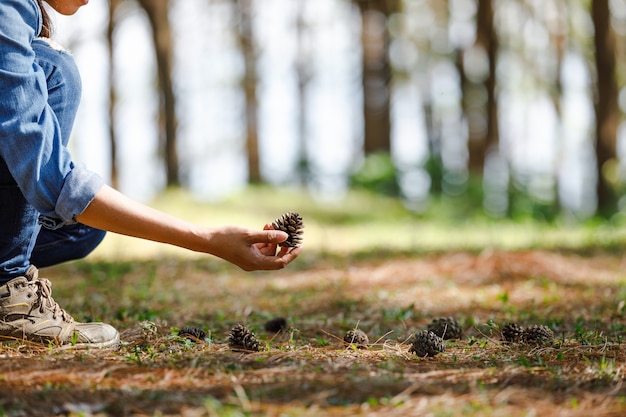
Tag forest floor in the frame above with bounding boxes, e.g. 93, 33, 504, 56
0, 248, 624, 417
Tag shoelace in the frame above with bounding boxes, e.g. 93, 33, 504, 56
32, 278, 71, 323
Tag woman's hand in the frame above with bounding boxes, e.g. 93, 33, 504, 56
204, 225, 302, 271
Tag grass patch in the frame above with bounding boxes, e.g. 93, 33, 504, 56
0, 249, 619, 416
1, 187, 625, 416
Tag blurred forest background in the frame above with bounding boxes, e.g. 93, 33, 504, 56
50, 0, 626, 222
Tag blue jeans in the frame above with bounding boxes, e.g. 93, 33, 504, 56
0, 39, 105, 282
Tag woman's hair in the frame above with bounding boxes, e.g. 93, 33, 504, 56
37, 0, 52, 38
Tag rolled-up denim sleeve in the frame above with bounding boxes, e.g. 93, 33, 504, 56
0, 0, 103, 224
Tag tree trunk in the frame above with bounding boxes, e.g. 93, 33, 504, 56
295, 0, 310, 184
548, 3, 567, 216
592, 0, 620, 215
467, 0, 498, 174
356, 0, 397, 154
236, 0, 261, 184
107, 0, 121, 189
136, 0, 179, 187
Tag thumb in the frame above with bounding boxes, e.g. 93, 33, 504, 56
250, 229, 288, 244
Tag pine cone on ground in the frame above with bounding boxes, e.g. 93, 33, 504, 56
343, 329, 369, 348
523, 325, 554, 343
427, 317, 463, 340
409, 330, 445, 357
228, 324, 261, 352
271, 212, 304, 248
178, 326, 206, 342
264, 317, 288, 333
502, 322, 525, 343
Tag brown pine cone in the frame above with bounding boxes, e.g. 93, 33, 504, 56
343, 329, 369, 348
409, 330, 445, 357
523, 325, 554, 343
178, 326, 206, 342
427, 317, 463, 340
271, 212, 304, 247
228, 324, 261, 352
502, 322, 525, 343
264, 317, 288, 333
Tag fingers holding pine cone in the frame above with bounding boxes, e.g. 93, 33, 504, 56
271, 212, 304, 248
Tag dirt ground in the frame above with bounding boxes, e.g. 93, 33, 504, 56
0, 249, 624, 416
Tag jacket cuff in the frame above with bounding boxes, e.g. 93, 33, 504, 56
55, 164, 104, 223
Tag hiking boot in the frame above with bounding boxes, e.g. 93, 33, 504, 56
0, 266, 119, 349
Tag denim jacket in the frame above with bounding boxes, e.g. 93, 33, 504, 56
0, 0, 103, 227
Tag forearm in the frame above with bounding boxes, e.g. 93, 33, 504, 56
75, 185, 301, 271
76, 185, 207, 253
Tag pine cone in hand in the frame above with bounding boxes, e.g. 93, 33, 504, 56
272, 212, 304, 248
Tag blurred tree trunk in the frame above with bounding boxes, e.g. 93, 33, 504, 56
236, 0, 261, 184
592, 0, 620, 215
356, 0, 398, 154
467, 0, 499, 174
136, 0, 179, 186
424, 0, 450, 195
295, 0, 310, 184
548, 1, 567, 216
107, 0, 121, 189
